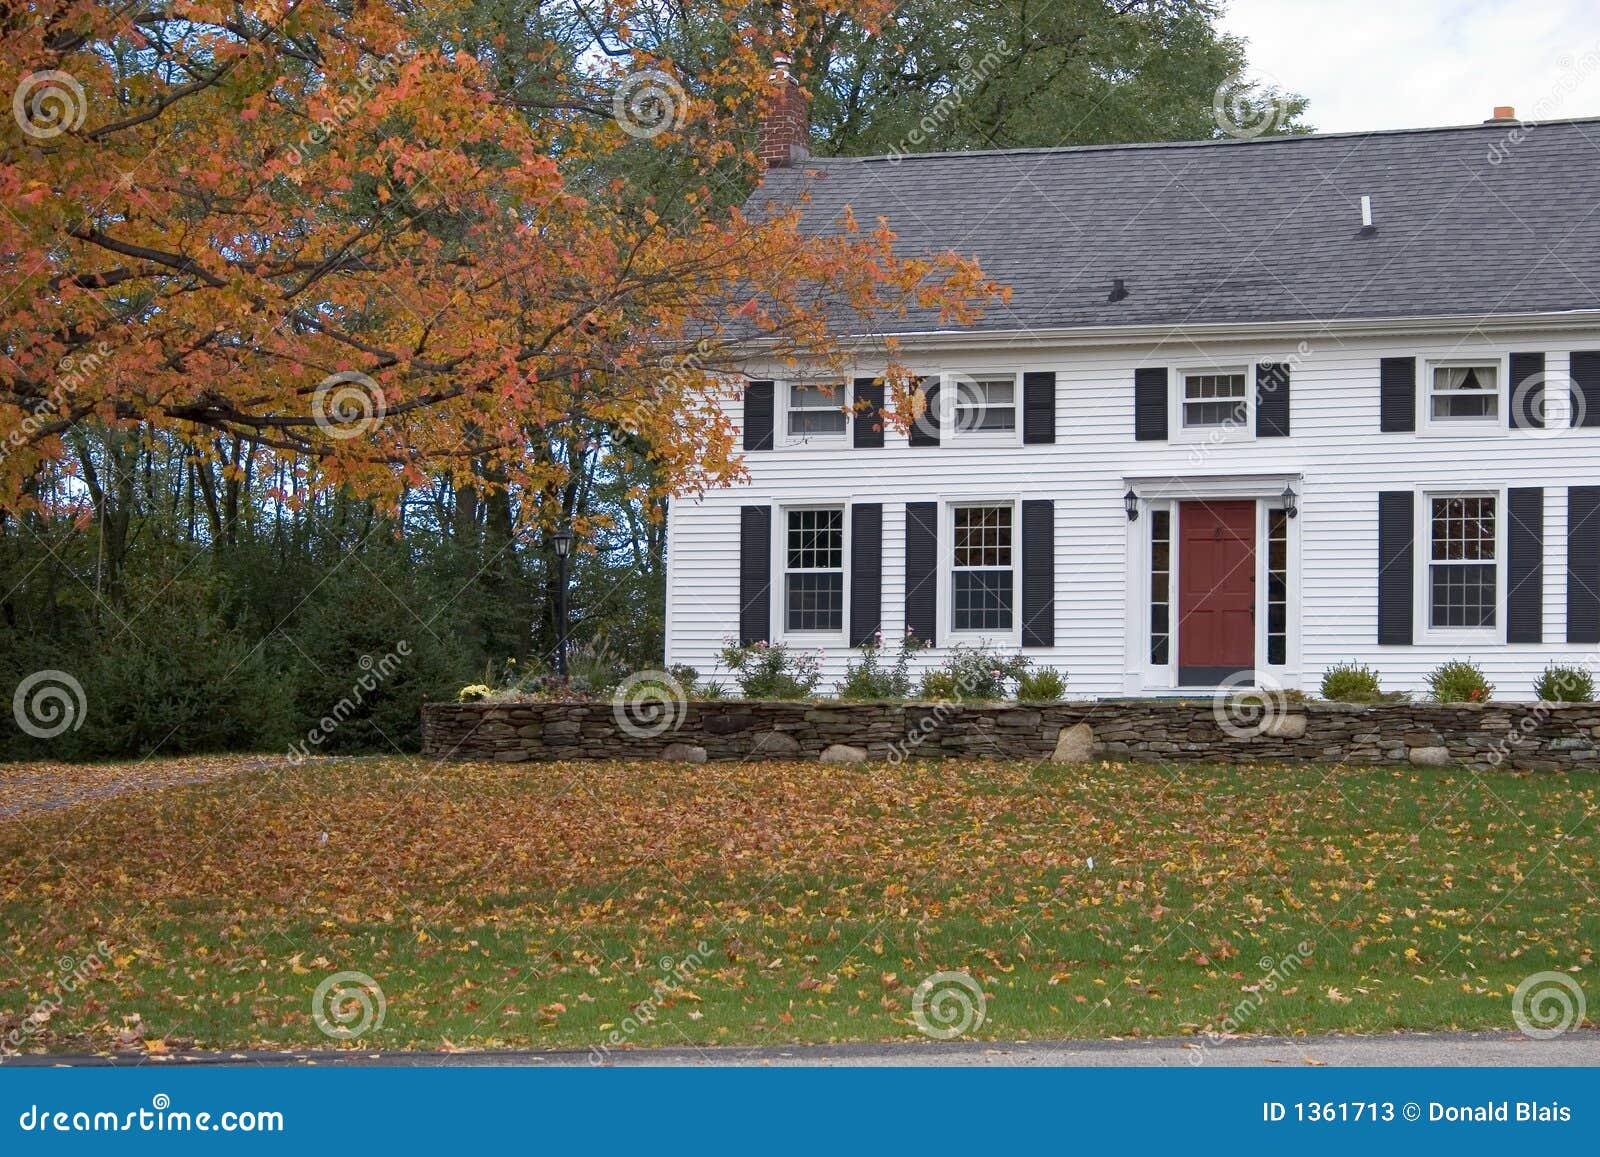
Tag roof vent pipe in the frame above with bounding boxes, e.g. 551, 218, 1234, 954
1108, 277, 1129, 303
1358, 194, 1377, 237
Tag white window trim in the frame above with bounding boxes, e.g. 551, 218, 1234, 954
939, 497, 1022, 647
1414, 486, 1506, 643
779, 381, 851, 447
938, 371, 1023, 447
772, 501, 850, 645
1418, 356, 1508, 438
1170, 365, 1254, 446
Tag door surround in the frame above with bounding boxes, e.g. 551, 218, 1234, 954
1122, 473, 1302, 692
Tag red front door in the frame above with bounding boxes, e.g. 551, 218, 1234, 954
1177, 500, 1256, 685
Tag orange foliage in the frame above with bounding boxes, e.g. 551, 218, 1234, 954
0, 1, 1002, 519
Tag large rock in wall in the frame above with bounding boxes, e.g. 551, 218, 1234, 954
420, 698, 1600, 771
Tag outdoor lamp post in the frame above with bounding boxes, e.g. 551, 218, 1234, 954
551, 523, 575, 679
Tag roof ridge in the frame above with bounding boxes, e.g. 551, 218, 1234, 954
804, 115, 1600, 165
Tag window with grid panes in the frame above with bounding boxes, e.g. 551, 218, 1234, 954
784, 508, 844, 632
951, 505, 1013, 632
1181, 371, 1247, 429
1150, 509, 1171, 665
1429, 495, 1496, 628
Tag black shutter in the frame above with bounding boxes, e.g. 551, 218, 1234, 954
1571, 351, 1600, 428
1567, 486, 1600, 643
1379, 357, 1416, 432
1020, 499, 1055, 647
853, 378, 884, 448
1255, 363, 1291, 437
743, 381, 775, 450
1509, 352, 1545, 430
1506, 487, 1544, 643
1022, 372, 1056, 445
849, 504, 883, 647
1133, 367, 1168, 441
738, 505, 772, 645
905, 501, 938, 644
1377, 490, 1414, 645
907, 378, 941, 447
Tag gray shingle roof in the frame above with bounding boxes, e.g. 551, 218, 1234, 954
753, 118, 1600, 334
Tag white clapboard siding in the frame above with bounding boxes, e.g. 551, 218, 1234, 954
667, 328, 1600, 701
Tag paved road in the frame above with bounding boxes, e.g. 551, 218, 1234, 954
6, 1030, 1597, 1067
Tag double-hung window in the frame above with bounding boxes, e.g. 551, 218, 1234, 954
784, 508, 844, 633
1429, 495, 1497, 629
951, 504, 1014, 632
1427, 362, 1499, 427
951, 376, 1017, 434
1180, 370, 1248, 430
786, 383, 848, 441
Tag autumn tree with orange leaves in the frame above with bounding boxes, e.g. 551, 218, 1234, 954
0, 0, 999, 523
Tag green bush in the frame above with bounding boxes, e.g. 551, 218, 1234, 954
1426, 660, 1494, 703
717, 638, 822, 699
1535, 663, 1595, 702
0, 576, 294, 761
918, 643, 1030, 702
1017, 668, 1067, 702
838, 629, 926, 701
1320, 663, 1384, 702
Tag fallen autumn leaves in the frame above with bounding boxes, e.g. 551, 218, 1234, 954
0, 756, 1595, 1054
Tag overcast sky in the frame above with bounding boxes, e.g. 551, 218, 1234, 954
1220, 0, 1600, 132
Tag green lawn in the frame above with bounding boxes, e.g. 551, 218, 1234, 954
0, 756, 1595, 1054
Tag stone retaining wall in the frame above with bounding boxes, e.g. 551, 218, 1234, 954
421, 698, 1600, 771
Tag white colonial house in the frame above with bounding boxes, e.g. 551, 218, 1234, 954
665, 99, 1600, 701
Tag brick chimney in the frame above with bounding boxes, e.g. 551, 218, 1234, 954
759, 54, 811, 169
1485, 105, 1517, 123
